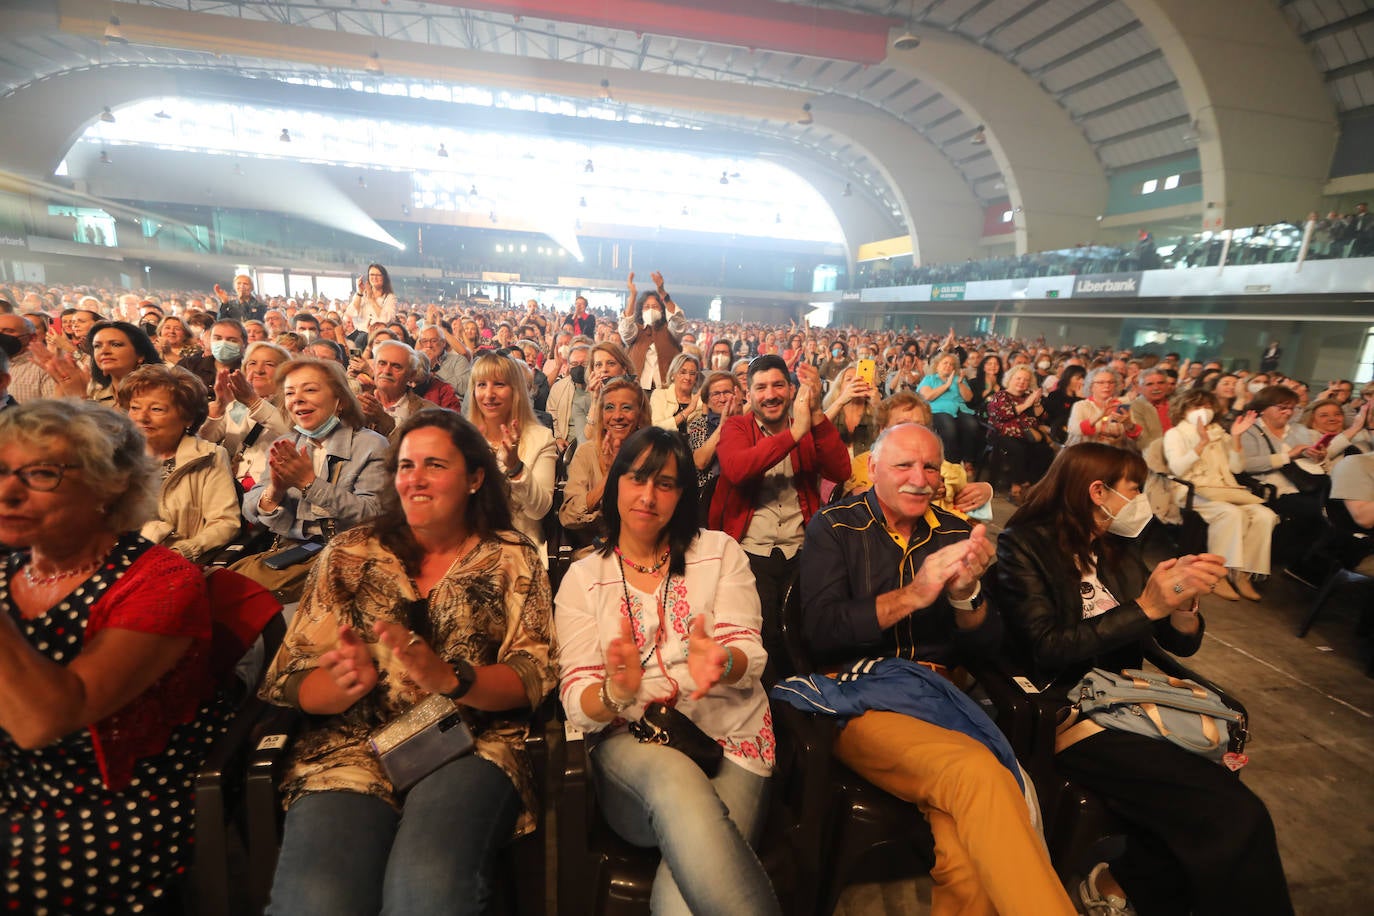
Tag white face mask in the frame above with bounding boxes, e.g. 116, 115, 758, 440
1247, 381, 1266, 394
1102, 485, 1152, 539
642, 308, 662, 326
711, 354, 730, 369
1037, 360, 1051, 370
1185, 408, 1214, 427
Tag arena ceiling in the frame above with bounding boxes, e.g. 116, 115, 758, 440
0, 0, 1368, 241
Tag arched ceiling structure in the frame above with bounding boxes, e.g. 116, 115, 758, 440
0, 0, 1361, 264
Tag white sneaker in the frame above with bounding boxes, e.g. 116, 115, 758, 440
1077, 862, 1135, 916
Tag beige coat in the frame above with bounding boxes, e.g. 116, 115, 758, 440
141, 435, 241, 562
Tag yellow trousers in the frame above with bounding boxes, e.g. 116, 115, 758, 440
833, 710, 1075, 916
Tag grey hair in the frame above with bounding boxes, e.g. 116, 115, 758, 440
374, 339, 422, 377
1140, 366, 1171, 382
870, 420, 944, 467
1002, 364, 1035, 389
0, 400, 158, 533
1085, 366, 1121, 394
665, 351, 701, 386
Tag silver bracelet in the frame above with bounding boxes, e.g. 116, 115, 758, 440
600, 678, 633, 714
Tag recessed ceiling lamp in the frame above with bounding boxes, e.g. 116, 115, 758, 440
99, 106, 116, 123
365, 51, 383, 75
104, 16, 127, 45
971, 125, 987, 145
279, 128, 291, 143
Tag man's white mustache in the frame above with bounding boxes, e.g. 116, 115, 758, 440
899, 485, 935, 496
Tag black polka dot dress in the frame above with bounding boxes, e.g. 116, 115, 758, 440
1, 541, 234, 914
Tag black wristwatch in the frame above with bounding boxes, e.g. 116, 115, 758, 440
441, 658, 478, 700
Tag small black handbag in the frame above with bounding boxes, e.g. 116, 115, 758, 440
628, 702, 724, 777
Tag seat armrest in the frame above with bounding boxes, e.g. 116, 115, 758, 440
245, 703, 306, 913
1166, 474, 1196, 511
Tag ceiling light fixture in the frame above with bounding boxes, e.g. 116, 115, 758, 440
365, 51, 383, 75
153, 109, 171, 120
104, 15, 127, 45
437, 143, 448, 158
599, 78, 612, 101
798, 102, 814, 125
584, 158, 594, 173
719, 171, 729, 186
842, 182, 853, 197
279, 128, 291, 143
358, 175, 367, 188
971, 125, 987, 145
99, 150, 112, 164
99, 106, 115, 123
893, 0, 920, 49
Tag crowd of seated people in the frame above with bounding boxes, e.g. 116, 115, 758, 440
4, 267, 1373, 915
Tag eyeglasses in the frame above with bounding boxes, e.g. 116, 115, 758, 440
0, 463, 80, 491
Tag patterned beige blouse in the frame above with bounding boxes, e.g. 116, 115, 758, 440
260, 526, 556, 837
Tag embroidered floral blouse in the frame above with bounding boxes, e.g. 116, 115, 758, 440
555, 529, 775, 776
260, 526, 557, 837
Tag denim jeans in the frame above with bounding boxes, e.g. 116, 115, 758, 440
266, 753, 521, 916
590, 730, 781, 916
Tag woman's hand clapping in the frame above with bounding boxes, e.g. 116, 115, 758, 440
374, 619, 458, 698
604, 616, 643, 707
686, 616, 728, 700
1139, 554, 1226, 620
319, 624, 378, 704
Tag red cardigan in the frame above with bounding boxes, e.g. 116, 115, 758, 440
709, 413, 853, 543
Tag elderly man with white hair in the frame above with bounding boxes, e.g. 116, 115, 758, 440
359, 339, 431, 443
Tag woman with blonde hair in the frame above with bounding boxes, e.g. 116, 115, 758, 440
650, 352, 703, 434
560, 377, 652, 549
463, 352, 556, 563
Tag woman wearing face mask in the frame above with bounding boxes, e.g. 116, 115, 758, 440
1162, 391, 1278, 600
997, 443, 1292, 916
234, 358, 390, 601
620, 271, 687, 391
706, 339, 735, 375
559, 378, 652, 553
200, 341, 292, 488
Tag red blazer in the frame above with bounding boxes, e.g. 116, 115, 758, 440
709, 412, 852, 543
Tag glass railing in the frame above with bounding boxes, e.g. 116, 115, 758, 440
857, 217, 1371, 288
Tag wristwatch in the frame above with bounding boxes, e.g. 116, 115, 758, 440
441, 658, 477, 700
949, 580, 982, 611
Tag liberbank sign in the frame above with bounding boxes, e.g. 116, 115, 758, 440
1072, 272, 1142, 298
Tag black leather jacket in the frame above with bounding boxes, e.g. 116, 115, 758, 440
994, 521, 1203, 688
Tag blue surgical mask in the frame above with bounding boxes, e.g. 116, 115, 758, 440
295, 414, 341, 440
211, 340, 243, 363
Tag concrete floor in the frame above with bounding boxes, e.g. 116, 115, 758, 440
836, 500, 1374, 915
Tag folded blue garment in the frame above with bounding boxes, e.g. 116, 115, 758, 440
770, 657, 1023, 790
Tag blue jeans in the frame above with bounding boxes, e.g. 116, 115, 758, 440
266, 753, 521, 916
591, 731, 781, 916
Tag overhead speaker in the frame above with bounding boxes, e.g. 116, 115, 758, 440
893, 32, 920, 50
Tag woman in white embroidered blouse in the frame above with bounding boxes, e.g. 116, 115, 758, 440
554, 426, 780, 916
